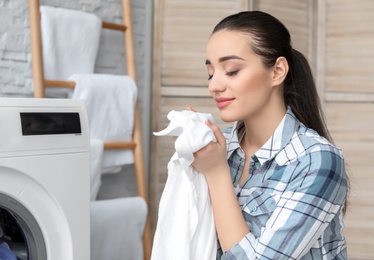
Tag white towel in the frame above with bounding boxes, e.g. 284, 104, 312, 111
90, 138, 104, 201
90, 197, 147, 260
40, 5, 101, 98
69, 74, 137, 172
151, 110, 217, 260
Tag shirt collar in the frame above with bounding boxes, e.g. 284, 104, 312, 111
225, 107, 300, 165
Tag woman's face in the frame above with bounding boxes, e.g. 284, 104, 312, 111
205, 29, 275, 122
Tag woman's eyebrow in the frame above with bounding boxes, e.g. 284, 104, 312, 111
205, 55, 245, 65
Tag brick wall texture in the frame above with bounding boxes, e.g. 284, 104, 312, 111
0, 0, 148, 98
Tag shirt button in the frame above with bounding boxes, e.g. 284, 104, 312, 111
251, 206, 258, 213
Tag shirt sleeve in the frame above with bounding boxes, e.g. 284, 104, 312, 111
220, 149, 348, 260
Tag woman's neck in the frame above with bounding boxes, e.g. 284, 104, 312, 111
241, 102, 286, 155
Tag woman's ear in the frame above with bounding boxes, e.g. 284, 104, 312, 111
271, 57, 289, 87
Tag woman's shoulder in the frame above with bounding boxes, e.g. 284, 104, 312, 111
298, 125, 343, 158
275, 123, 344, 166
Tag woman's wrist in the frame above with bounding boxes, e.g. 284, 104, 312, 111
205, 164, 250, 251
204, 164, 230, 184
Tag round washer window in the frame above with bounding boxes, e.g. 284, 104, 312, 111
0, 193, 47, 260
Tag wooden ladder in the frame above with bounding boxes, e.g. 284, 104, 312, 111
28, 0, 152, 259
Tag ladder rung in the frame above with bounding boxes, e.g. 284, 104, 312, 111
104, 141, 136, 150
38, 11, 127, 32
102, 21, 127, 31
43, 80, 137, 151
44, 79, 76, 88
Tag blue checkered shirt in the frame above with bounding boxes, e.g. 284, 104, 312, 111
217, 108, 348, 259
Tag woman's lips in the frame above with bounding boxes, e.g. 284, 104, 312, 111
215, 97, 235, 109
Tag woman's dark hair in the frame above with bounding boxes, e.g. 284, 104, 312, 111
213, 11, 349, 214
212, 11, 332, 142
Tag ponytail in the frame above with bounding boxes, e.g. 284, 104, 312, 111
288, 50, 349, 214
289, 49, 350, 214
285, 49, 333, 143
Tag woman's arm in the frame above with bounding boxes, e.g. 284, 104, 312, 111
194, 120, 347, 259
192, 120, 249, 251
221, 150, 347, 259
206, 171, 250, 251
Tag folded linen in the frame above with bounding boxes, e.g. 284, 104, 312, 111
151, 110, 217, 260
69, 74, 138, 172
90, 138, 104, 201
90, 197, 147, 260
40, 5, 101, 98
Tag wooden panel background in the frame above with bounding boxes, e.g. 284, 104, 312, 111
253, 1, 374, 259
323, 1, 374, 259
161, 1, 246, 87
326, 103, 374, 259
253, 0, 314, 63
152, 0, 374, 258
325, 0, 374, 93
151, 0, 247, 233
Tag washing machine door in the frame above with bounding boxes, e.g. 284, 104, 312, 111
0, 193, 46, 260
0, 166, 73, 260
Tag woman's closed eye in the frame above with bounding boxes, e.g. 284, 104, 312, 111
226, 70, 239, 77
207, 68, 239, 80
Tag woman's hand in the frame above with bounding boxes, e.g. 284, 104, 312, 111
186, 106, 229, 180
186, 107, 249, 251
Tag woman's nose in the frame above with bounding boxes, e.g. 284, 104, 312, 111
208, 74, 225, 94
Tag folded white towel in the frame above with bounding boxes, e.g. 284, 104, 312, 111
90, 197, 147, 260
152, 110, 217, 260
40, 5, 102, 98
69, 74, 138, 172
90, 138, 104, 201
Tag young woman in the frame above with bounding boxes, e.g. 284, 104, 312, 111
191, 11, 348, 259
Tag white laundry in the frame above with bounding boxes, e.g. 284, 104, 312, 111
151, 110, 217, 260
90, 197, 147, 260
89, 138, 104, 201
40, 5, 101, 98
69, 74, 138, 173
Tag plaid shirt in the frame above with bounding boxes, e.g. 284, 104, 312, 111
217, 108, 348, 260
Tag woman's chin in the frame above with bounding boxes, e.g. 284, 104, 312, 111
219, 111, 238, 123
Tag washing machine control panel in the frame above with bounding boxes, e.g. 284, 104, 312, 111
0, 98, 89, 156
20, 112, 81, 136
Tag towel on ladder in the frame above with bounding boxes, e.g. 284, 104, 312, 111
40, 5, 102, 97
90, 197, 147, 260
69, 74, 138, 173
152, 110, 217, 260
89, 138, 104, 201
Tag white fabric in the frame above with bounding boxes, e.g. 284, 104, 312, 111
151, 110, 217, 260
40, 5, 101, 98
90, 197, 147, 260
89, 138, 104, 201
69, 74, 138, 172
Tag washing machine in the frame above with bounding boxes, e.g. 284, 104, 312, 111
0, 98, 90, 260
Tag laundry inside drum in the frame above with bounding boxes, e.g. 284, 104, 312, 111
0, 207, 28, 260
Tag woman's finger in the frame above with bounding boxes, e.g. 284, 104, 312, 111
206, 120, 226, 146
186, 105, 196, 112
